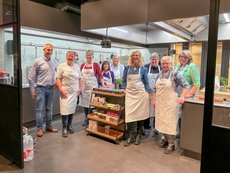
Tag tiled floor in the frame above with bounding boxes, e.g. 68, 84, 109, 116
0, 113, 200, 173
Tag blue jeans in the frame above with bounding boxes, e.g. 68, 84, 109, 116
36, 86, 54, 129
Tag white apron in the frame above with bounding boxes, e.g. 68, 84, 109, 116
148, 65, 160, 117
155, 71, 178, 135
102, 71, 114, 88
125, 67, 149, 123
60, 63, 80, 115
79, 63, 98, 108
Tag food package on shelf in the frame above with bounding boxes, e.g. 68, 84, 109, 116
107, 112, 119, 123
88, 120, 98, 132
105, 125, 110, 135
98, 97, 106, 104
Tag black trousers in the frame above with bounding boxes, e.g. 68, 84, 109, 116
127, 120, 144, 134
84, 107, 93, 118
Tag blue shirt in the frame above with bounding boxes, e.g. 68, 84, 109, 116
122, 66, 150, 92
28, 57, 57, 93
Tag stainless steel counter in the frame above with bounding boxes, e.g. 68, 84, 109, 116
22, 87, 60, 123
180, 98, 230, 159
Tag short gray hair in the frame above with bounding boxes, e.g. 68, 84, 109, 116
86, 50, 94, 56
150, 52, 159, 59
161, 56, 173, 64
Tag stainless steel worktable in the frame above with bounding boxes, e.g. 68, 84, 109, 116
180, 98, 230, 159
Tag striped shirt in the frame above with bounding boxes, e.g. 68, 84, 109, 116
28, 57, 57, 93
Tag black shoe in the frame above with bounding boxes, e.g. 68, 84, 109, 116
135, 133, 141, 145
82, 118, 88, 126
124, 133, 136, 147
165, 145, 175, 154
152, 129, 159, 136
62, 128, 68, 138
67, 125, 74, 134
159, 140, 168, 148
142, 128, 151, 136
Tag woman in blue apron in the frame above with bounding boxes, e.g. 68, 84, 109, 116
122, 50, 150, 146
143, 52, 161, 136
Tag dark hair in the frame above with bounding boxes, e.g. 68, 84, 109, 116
101, 61, 110, 71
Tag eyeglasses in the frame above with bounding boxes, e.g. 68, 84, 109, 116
179, 55, 189, 59
161, 63, 171, 65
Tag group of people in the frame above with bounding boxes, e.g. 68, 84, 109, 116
28, 43, 200, 154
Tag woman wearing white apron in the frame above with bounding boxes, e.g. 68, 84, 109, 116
111, 54, 125, 80
143, 52, 161, 136
56, 51, 83, 138
79, 50, 105, 126
99, 60, 115, 88
122, 51, 150, 146
152, 56, 189, 154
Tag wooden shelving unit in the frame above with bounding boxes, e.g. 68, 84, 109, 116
86, 88, 125, 143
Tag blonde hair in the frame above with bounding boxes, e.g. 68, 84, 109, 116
127, 50, 144, 66
161, 56, 173, 64
179, 50, 193, 63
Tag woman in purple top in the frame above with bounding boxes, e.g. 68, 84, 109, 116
99, 60, 115, 88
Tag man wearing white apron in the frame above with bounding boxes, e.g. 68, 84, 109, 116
79, 50, 105, 126
152, 56, 189, 154
122, 51, 150, 147
56, 51, 83, 137
144, 52, 161, 136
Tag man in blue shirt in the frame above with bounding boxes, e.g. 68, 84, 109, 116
28, 43, 58, 137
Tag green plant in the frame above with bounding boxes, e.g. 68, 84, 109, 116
220, 77, 228, 87
115, 78, 122, 89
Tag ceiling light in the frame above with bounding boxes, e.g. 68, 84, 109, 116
223, 13, 230, 23
111, 27, 128, 33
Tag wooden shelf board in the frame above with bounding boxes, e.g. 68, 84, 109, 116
87, 114, 124, 126
93, 90, 124, 97
89, 102, 124, 111
86, 125, 124, 141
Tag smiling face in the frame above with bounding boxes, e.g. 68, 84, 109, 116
150, 56, 159, 67
179, 53, 189, 65
43, 44, 53, 60
161, 58, 172, 72
113, 56, 119, 66
131, 51, 140, 66
102, 61, 110, 72
85, 51, 93, 63
66, 51, 75, 65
